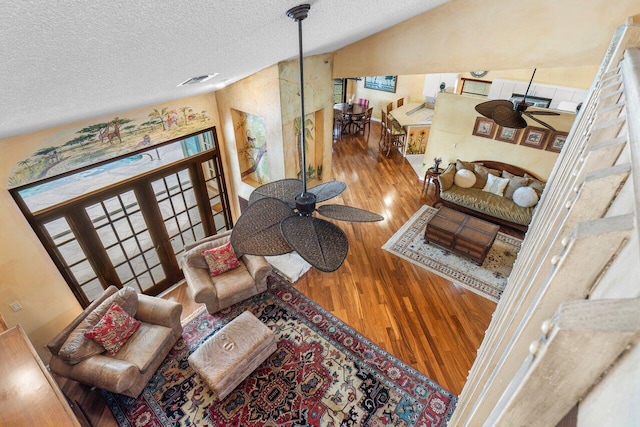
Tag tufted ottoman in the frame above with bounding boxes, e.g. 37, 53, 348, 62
188, 311, 276, 400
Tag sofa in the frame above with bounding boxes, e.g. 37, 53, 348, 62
47, 285, 183, 398
434, 160, 546, 232
181, 230, 272, 314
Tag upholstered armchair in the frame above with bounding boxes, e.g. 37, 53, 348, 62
47, 286, 183, 398
181, 230, 272, 314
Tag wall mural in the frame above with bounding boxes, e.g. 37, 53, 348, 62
9, 100, 213, 188
406, 126, 430, 155
231, 109, 269, 185
294, 111, 322, 181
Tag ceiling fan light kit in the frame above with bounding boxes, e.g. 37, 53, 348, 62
230, 4, 383, 273
475, 68, 559, 131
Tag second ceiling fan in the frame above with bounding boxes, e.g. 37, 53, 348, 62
475, 69, 559, 131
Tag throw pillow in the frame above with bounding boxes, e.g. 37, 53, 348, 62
84, 303, 141, 356
525, 174, 546, 196
437, 164, 456, 191
482, 174, 510, 196
454, 169, 477, 188
513, 186, 540, 208
58, 286, 138, 364
455, 159, 476, 171
501, 171, 530, 199
473, 164, 500, 189
202, 241, 241, 276
184, 241, 219, 269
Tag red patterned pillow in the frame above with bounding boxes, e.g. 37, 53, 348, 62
202, 241, 240, 276
84, 303, 140, 355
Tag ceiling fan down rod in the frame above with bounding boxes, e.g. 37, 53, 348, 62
522, 68, 537, 105
287, 4, 311, 196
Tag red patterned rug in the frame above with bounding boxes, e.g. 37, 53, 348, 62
102, 274, 456, 426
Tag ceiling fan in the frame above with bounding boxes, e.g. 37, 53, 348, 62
230, 4, 383, 273
475, 69, 559, 131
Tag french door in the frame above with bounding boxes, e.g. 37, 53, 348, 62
14, 145, 231, 307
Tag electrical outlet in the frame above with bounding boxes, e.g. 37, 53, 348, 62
9, 301, 22, 312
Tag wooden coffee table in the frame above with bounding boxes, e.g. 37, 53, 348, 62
424, 206, 500, 265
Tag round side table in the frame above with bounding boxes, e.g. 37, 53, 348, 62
423, 167, 444, 191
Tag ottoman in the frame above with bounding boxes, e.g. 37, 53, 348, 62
188, 311, 276, 400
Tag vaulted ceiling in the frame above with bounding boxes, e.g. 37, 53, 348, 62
0, 0, 447, 139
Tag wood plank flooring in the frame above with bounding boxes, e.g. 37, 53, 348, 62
55, 122, 502, 426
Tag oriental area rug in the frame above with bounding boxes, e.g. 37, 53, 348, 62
383, 205, 522, 302
102, 274, 456, 426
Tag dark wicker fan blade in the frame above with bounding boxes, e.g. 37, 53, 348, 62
492, 105, 528, 129
317, 204, 384, 222
309, 180, 347, 203
280, 216, 348, 272
230, 197, 294, 256
523, 112, 557, 131
248, 178, 303, 208
475, 100, 514, 118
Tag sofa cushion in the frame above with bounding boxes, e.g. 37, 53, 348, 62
474, 164, 501, 189
525, 174, 546, 196
114, 323, 174, 372
440, 186, 534, 226
84, 303, 141, 356
437, 164, 456, 191
58, 287, 138, 364
482, 174, 509, 196
454, 169, 477, 188
213, 262, 255, 301
513, 186, 540, 207
456, 159, 476, 171
502, 171, 530, 199
202, 242, 241, 276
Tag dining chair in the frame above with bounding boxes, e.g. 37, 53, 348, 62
397, 97, 404, 108
383, 113, 406, 156
379, 110, 389, 154
333, 108, 349, 139
386, 102, 393, 113
358, 98, 369, 108
352, 107, 373, 139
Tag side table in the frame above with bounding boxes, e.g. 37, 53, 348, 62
423, 167, 444, 191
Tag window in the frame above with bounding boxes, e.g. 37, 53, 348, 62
11, 128, 232, 306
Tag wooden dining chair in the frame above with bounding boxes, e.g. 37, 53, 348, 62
397, 97, 404, 108
386, 102, 393, 113
379, 110, 389, 154
334, 108, 349, 139
352, 107, 373, 139
383, 114, 406, 156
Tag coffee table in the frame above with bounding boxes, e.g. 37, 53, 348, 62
424, 206, 500, 265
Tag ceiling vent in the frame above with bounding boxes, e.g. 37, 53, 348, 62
177, 73, 218, 87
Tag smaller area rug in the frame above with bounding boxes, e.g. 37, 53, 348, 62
102, 274, 456, 426
383, 205, 522, 302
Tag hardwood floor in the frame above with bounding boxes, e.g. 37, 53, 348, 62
55, 121, 500, 426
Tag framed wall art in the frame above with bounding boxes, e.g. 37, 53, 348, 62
364, 75, 397, 93
494, 125, 522, 144
520, 126, 550, 149
472, 117, 496, 139
546, 131, 569, 153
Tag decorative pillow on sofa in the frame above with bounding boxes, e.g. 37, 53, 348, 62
58, 287, 138, 364
84, 303, 141, 356
437, 164, 456, 191
454, 169, 477, 188
502, 171, 530, 199
473, 164, 500, 189
482, 174, 509, 196
202, 241, 241, 276
525, 174, 546, 196
456, 159, 476, 171
513, 186, 540, 207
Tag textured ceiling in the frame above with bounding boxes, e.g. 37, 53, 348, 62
0, 0, 448, 139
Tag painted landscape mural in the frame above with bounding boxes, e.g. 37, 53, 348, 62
9, 98, 214, 188
231, 109, 269, 185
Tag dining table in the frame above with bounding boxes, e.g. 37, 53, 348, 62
334, 103, 367, 134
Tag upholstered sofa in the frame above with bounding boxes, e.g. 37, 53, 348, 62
181, 230, 272, 314
47, 285, 183, 398
434, 160, 546, 232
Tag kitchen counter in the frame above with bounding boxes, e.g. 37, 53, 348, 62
389, 102, 434, 156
